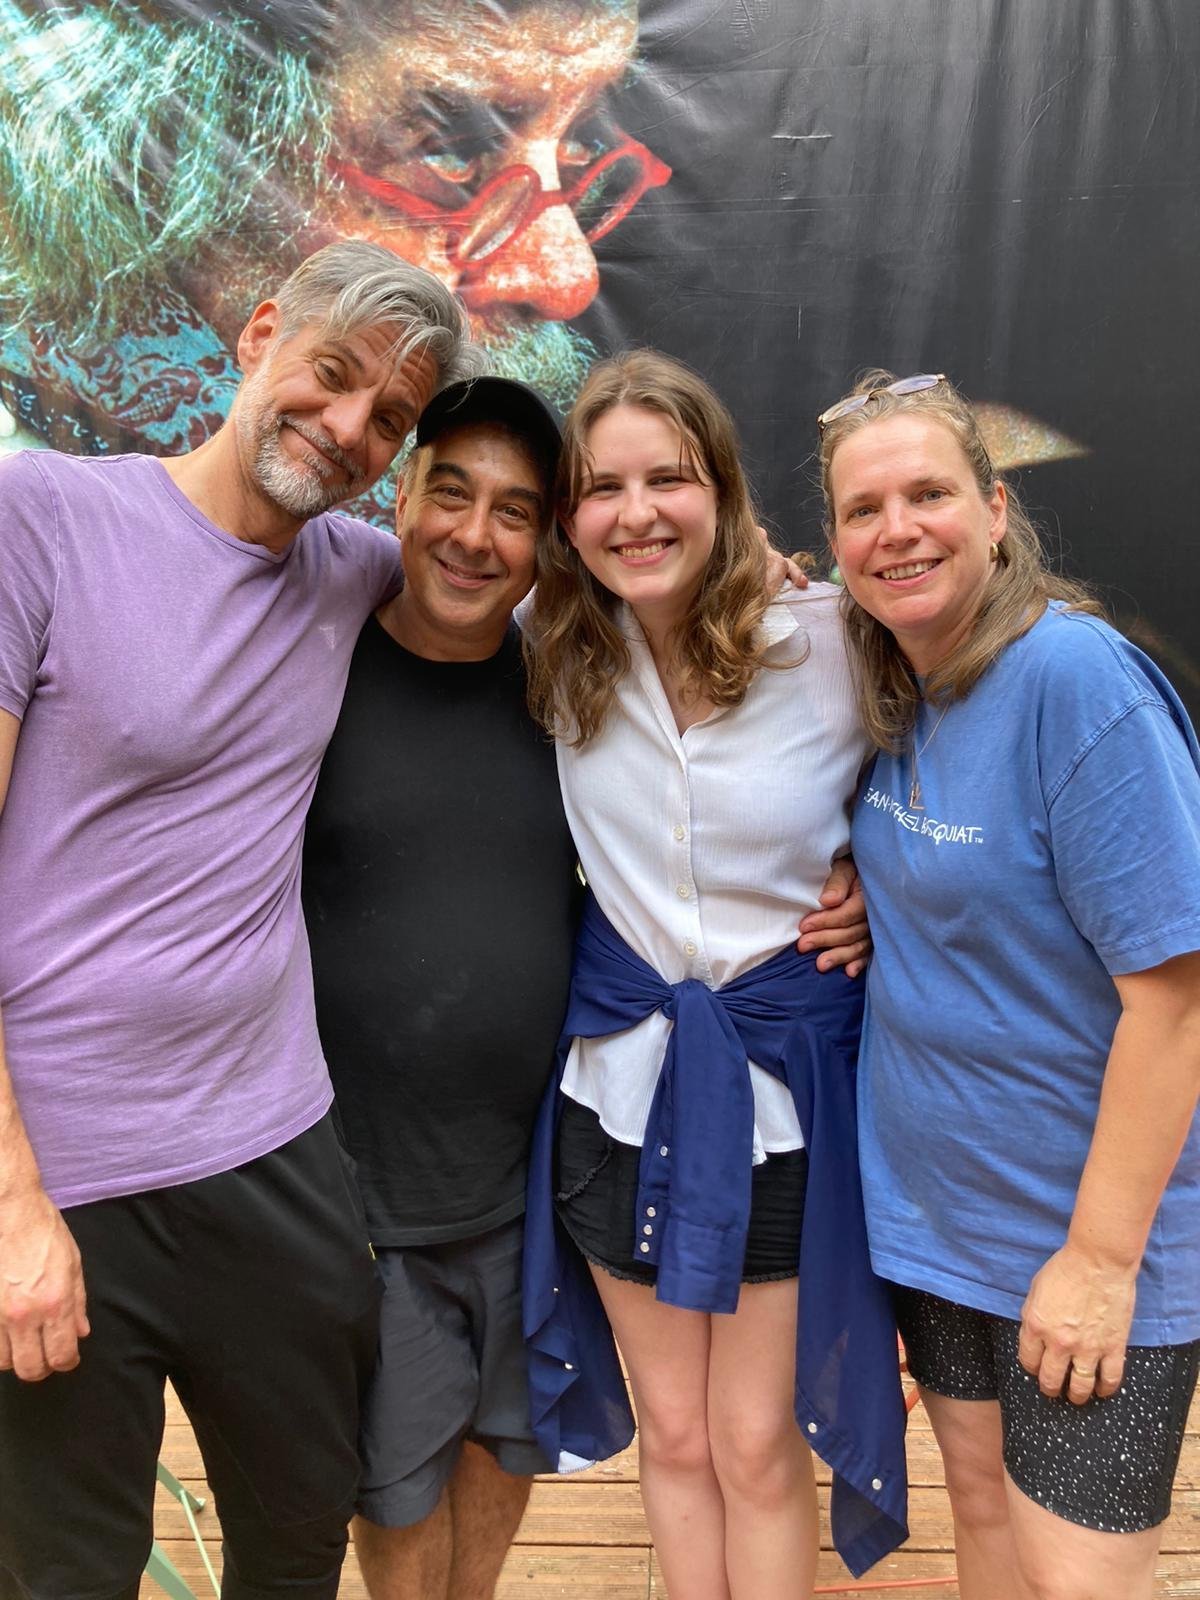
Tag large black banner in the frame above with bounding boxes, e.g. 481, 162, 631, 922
1, 2, 1195, 706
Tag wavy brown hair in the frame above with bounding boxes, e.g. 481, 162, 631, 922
525, 350, 776, 745
818, 370, 1101, 751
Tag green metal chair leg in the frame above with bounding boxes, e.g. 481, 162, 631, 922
144, 1461, 220, 1597
144, 1541, 201, 1600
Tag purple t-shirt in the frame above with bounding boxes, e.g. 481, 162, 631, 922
0, 450, 402, 1208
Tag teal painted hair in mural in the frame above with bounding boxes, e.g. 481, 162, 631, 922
0, 0, 647, 506
0, 0, 640, 348
0, 1, 329, 342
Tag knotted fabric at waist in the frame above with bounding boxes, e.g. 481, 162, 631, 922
524, 895, 909, 1576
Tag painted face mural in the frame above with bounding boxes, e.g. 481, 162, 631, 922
315, 4, 657, 384
0, 0, 656, 523
0, 1, 1078, 501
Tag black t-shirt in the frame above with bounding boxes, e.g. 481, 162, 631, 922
303, 617, 579, 1245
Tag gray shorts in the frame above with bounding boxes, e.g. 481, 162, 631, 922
358, 1216, 552, 1528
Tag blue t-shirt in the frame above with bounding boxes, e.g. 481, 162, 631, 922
852, 606, 1200, 1343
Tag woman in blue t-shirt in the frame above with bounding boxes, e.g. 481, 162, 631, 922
816, 370, 1200, 1600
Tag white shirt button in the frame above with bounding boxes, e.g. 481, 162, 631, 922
807, 1422, 818, 1435
676, 883, 689, 899
643, 1224, 653, 1236
564, 1362, 574, 1371
646, 1206, 656, 1218
673, 824, 686, 841
659, 1145, 669, 1157
639, 1242, 651, 1253
871, 1477, 883, 1491
683, 940, 697, 957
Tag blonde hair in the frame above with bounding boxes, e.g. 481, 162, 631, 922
525, 350, 776, 745
819, 370, 1100, 751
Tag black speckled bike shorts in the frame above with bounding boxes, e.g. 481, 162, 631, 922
554, 1093, 808, 1288
893, 1283, 1200, 1533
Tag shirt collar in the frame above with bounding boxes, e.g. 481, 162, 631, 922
759, 593, 808, 649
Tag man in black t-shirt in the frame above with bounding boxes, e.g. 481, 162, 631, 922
303, 377, 574, 1600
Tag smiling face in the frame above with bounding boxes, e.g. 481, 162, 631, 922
829, 413, 1008, 674
233, 304, 438, 522
565, 403, 719, 637
319, 1, 639, 391
392, 420, 547, 659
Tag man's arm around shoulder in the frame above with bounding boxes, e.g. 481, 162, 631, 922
0, 709, 89, 1380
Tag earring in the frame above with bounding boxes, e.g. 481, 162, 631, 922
989, 541, 1000, 562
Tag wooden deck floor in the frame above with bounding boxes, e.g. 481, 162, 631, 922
147, 1382, 1200, 1598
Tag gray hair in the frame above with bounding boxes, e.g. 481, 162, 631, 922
272, 240, 486, 391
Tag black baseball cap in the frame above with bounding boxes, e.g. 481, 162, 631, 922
415, 377, 563, 471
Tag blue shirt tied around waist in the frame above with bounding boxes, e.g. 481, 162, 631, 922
523, 895, 909, 1579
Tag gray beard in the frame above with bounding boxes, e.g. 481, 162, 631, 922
237, 368, 365, 519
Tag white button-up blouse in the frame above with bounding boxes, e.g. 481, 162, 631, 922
557, 584, 870, 1158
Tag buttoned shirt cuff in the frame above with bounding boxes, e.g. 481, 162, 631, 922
652, 1218, 745, 1314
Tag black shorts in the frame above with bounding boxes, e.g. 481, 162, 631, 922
0, 1115, 379, 1600
359, 1218, 551, 1529
555, 1094, 808, 1287
893, 1283, 1200, 1534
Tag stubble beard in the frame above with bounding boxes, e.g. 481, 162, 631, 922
236, 366, 366, 520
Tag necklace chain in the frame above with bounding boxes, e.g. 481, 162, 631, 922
908, 702, 950, 811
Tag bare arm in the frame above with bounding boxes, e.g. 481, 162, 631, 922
1018, 949, 1200, 1402
0, 709, 89, 1380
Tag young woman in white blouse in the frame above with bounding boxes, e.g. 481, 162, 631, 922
523, 352, 899, 1600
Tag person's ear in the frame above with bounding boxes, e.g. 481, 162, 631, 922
989, 480, 1008, 545
237, 301, 283, 375
561, 509, 579, 548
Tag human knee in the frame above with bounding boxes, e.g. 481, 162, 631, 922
351, 1502, 453, 1600
1013, 1563, 1104, 1600
709, 1410, 808, 1502
0, 1553, 145, 1600
637, 1405, 714, 1477
353, 1511, 422, 1565
943, 1449, 1009, 1535
219, 1503, 351, 1599
1012, 1542, 1148, 1600
0, 1470, 151, 1600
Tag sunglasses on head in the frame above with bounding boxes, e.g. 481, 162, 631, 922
817, 373, 947, 433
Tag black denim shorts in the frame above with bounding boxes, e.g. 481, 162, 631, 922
554, 1094, 808, 1287
893, 1282, 1200, 1533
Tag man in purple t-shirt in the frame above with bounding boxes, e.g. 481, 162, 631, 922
0, 240, 480, 1600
